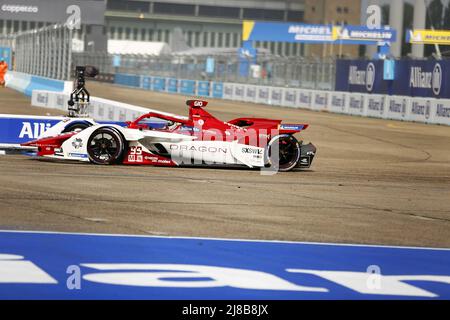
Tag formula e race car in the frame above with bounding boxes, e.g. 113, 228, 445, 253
22, 100, 316, 172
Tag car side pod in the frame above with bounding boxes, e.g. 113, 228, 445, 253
298, 143, 317, 169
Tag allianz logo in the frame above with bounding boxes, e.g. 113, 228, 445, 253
315, 94, 327, 105
411, 101, 431, 118
436, 104, 450, 118
235, 87, 244, 96
331, 95, 345, 107
272, 90, 282, 100
410, 63, 442, 95
285, 91, 296, 102
349, 97, 363, 110
389, 99, 407, 117
348, 63, 375, 92
246, 88, 256, 97
1, 254, 449, 298
368, 98, 384, 112
19, 122, 52, 139
36, 93, 48, 104
300, 93, 311, 104
259, 89, 269, 99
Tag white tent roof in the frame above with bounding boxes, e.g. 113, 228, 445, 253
107, 40, 171, 55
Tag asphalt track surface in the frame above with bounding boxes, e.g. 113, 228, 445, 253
0, 84, 449, 248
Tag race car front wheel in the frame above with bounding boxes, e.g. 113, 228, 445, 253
62, 122, 91, 133
266, 135, 301, 172
87, 127, 125, 165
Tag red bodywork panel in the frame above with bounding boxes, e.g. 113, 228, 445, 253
21, 132, 77, 156
127, 100, 309, 147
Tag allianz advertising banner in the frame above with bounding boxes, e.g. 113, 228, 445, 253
336, 59, 450, 99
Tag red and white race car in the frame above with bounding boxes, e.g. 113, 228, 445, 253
22, 100, 316, 172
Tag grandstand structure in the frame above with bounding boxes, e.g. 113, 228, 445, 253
104, 0, 306, 56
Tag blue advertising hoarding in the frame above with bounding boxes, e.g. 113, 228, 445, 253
243, 21, 396, 45
336, 59, 450, 99
0, 230, 449, 300
197, 81, 210, 96
180, 80, 196, 95
212, 82, 224, 99
152, 77, 166, 91
243, 20, 335, 43
335, 26, 396, 45
167, 78, 178, 93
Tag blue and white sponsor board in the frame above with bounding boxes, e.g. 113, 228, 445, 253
243, 21, 335, 43
334, 26, 397, 45
0, 230, 449, 300
0, 115, 62, 144
0, 115, 159, 146
152, 77, 166, 92
142, 76, 152, 90
336, 59, 450, 99
197, 81, 210, 97
211, 82, 224, 99
167, 78, 178, 93
180, 80, 196, 95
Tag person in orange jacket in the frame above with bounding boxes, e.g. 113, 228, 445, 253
0, 58, 8, 87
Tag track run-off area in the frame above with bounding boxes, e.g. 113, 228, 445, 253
1, 83, 450, 299
0, 83, 449, 247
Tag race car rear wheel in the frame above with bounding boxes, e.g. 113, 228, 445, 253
266, 135, 301, 172
87, 127, 125, 165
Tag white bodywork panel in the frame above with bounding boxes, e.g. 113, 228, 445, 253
43, 119, 265, 168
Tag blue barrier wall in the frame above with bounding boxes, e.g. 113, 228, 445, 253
7, 72, 68, 97
167, 78, 178, 93
336, 59, 450, 99
153, 77, 166, 91
114, 73, 224, 100
24, 76, 66, 97
114, 74, 141, 88
0, 115, 131, 145
180, 80, 196, 95
212, 82, 224, 99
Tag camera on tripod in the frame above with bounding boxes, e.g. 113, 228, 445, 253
67, 66, 99, 117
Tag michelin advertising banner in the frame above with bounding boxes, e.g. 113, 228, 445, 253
243, 21, 396, 44
336, 59, 450, 99
407, 29, 450, 45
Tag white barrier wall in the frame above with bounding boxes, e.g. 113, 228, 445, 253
385, 96, 409, 121
282, 88, 298, 108
365, 94, 386, 119
312, 91, 328, 111
328, 91, 348, 114
409, 97, 434, 124
433, 99, 450, 125
31, 90, 185, 122
298, 89, 313, 110
32, 84, 450, 127
348, 93, 367, 117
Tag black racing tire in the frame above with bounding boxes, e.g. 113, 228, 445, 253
62, 122, 91, 133
266, 135, 301, 172
87, 127, 125, 165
